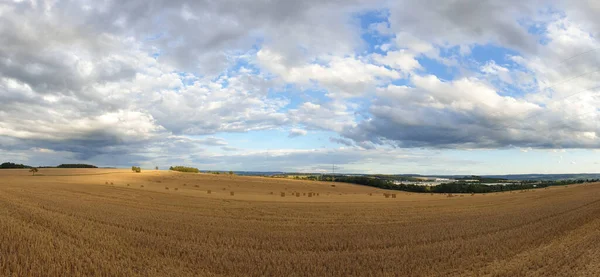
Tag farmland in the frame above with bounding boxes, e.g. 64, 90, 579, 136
1, 169, 600, 276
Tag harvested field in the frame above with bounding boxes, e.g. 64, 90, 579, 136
1, 169, 600, 276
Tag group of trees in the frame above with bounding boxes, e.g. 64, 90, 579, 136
131, 166, 141, 173
169, 166, 200, 173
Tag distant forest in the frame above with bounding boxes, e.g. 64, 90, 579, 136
326, 176, 600, 194
0, 162, 31, 169
56, 164, 98, 168
1, 162, 98, 169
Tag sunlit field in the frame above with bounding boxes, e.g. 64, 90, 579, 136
1, 169, 600, 276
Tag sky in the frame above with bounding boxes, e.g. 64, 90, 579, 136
4, 0, 600, 174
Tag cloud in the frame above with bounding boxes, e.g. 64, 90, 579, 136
9, 0, 378, 75
183, 147, 479, 173
195, 137, 228, 146
342, 75, 559, 148
329, 137, 355, 147
288, 128, 308, 138
221, 146, 239, 152
257, 47, 399, 98
288, 101, 357, 132
386, 0, 542, 54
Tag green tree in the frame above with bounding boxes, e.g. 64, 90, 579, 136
29, 167, 38, 176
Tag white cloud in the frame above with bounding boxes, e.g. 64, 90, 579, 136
257, 47, 399, 98
372, 50, 422, 73
288, 101, 357, 132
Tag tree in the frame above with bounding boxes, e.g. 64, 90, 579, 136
29, 167, 38, 176
155, 166, 159, 170
131, 166, 141, 173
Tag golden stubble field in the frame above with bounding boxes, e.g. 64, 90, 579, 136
1, 169, 600, 276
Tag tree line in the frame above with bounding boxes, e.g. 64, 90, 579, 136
56, 164, 98, 168
1, 162, 99, 169
327, 176, 600, 194
169, 166, 200, 173
0, 162, 31, 169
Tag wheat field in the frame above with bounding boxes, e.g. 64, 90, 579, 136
1, 169, 599, 276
